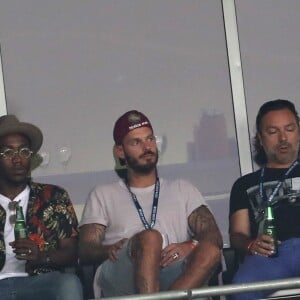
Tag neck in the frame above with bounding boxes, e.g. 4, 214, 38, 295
0, 182, 27, 200
127, 169, 157, 188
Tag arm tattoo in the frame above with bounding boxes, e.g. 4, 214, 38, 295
79, 224, 107, 263
81, 223, 106, 246
188, 205, 223, 249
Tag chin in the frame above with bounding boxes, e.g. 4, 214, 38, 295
11, 176, 28, 184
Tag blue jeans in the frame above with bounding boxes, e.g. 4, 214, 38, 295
0, 271, 83, 300
230, 238, 300, 300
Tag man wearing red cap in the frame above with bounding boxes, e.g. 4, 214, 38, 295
79, 110, 222, 298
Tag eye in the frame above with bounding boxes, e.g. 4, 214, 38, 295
1, 149, 15, 159
0, 148, 33, 159
286, 125, 296, 132
129, 139, 140, 146
266, 128, 277, 135
19, 148, 33, 158
146, 135, 156, 143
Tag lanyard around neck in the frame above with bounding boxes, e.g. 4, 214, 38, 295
260, 160, 299, 204
125, 178, 160, 230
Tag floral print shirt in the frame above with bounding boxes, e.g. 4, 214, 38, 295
0, 182, 79, 271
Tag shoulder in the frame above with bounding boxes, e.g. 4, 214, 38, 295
160, 178, 204, 202
90, 180, 125, 194
87, 180, 127, 201
231, 170, 260, 190
29, 182, 71, 200
160, 178, 199, 192
30, 181, 67, 192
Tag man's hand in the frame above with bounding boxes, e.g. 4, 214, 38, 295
160, 241, 192, 268
107, 238, 128, 262
248, 234, 280, 257
9, 238, 39, 261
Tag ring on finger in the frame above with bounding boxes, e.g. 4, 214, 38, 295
172, 252, 179, 259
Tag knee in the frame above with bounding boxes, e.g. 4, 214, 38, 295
56, 273, 83, 299
131, 229, 162, 256
194, 243, 221, 269
136, 229, 162, 245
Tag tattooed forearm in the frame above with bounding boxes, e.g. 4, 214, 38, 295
79, 223, 107, 263
188, 205, 223, 249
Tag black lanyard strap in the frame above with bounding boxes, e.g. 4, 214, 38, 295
125, 178, 160, 230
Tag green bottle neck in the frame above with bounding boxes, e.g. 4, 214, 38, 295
15, 206, 25, 222
265, 204, 274, 220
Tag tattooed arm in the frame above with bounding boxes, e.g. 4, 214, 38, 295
79, 223, 128, 264
169, 205, 223, 289
79, 223, 107, 264
188, 205, 223, 249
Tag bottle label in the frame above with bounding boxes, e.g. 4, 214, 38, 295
15, 228, 28, 239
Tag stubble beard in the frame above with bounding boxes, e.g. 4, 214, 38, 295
268, 143, 300, 166
125, 150, 159, 175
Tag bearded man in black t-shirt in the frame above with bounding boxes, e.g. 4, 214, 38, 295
229, 99, 300, 300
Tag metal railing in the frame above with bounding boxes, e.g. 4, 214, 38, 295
97, 278, 300, 300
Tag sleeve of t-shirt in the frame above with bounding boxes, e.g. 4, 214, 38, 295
229, 177, 249, 216
178, 179, 208, 216
79, 185, 108, 227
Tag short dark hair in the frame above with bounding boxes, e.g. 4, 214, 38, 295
253, 99, 300, 166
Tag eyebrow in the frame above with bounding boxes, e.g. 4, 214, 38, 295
265, 122, 297, 129
129, 134, 154, 140
0, 143, 30, 148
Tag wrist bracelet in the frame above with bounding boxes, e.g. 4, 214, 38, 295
189, 239, 199, 250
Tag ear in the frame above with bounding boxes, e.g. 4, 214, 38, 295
114, 144, 125, 160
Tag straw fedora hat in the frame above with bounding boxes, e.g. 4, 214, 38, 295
0, 115, 43, 153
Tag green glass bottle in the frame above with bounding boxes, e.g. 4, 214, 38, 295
14, 204, 28, 240
263, 203, 278, 258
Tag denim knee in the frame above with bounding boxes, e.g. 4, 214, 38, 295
54, 273, 83, 300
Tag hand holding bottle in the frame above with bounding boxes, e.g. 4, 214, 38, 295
248, 234, 280, 257
263, 203, 279, 257
12, 203, 31, 259
10, 238, 37, 260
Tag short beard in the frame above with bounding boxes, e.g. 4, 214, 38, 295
125, 151, 158, 175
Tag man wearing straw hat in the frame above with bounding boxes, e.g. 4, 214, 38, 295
0, 115, 83, 300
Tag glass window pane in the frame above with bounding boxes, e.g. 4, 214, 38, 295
236, 0, 300, 165
0, 1, 240, 244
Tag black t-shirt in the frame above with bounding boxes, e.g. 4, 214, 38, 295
229, 165, 300, 241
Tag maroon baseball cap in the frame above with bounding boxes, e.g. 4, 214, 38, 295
113, 110, 153, 145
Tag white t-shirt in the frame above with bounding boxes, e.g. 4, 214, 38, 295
0, 186, 30, 280
80, 178, 207, 244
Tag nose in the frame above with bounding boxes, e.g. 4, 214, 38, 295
144, 140, 152, 148
137, 138, 149, 149
11, 151, 22, 162
279, 130, 287, 142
